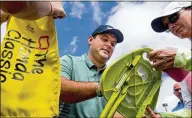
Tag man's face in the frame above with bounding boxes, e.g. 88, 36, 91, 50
163, 8, 191, 39
88, 33, 117, 62
173, 83, 182, 100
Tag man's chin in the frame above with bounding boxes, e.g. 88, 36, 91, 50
176, 35, 186, 39
100, 55, 110, 61
99, 53, 109, 59
178, 32, 189, 39
179, 96, 182, 99
102, 56, 109, 61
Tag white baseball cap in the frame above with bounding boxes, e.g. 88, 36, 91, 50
151, 1, 191, 32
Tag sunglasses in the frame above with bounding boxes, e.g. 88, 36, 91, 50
168, 12, 180, 24
174, 88, 181, 92
163, 12, 180, 30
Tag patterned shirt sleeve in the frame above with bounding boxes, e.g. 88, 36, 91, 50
160, 109, 191, 118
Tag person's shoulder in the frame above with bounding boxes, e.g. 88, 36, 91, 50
172, 107, 177, 112
60, 54, 83, 61
172, 101, 181, 112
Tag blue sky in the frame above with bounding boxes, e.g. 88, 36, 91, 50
1, 1, 191, 113
55, 2, 118, 57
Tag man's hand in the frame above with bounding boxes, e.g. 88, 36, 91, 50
147, 47, 178, 70
48, 2, 66, 19
0, 10, 9, 24
1, 1, 66, 20
145, 107, 161, 118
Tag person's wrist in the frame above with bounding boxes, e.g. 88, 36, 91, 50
95, 81, 102, 97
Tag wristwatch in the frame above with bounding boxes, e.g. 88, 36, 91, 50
95, 81, 102, 97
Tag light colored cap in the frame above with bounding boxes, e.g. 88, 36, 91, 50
151, 1, 191, 32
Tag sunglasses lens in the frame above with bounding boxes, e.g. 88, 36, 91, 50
169, 13, 179, 24
174, 88, 181, 92
161, 20, 168, 29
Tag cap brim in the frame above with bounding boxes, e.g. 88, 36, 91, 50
102, 29, 124, 43
151, 16, 168, 33
151, 8, 182, 33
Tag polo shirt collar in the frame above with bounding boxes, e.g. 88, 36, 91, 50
82, 54, 106, 71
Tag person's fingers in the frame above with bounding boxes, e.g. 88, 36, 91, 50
52, 12, 66, 19
53, 8, 66, 18
147, 49, 162, 59
157, 60, 174, 70
51, 9, 66, 19
152, 59, 165, 69
141, 114, 147, 118
49, 1, 66, 19
146, 107, 155, 117
152, 56, 174, 70
1, 1, 26, 14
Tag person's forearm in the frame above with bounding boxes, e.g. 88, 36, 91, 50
1, 1, 51, 20
164, 68, 189, 82
60, 77, 97, 103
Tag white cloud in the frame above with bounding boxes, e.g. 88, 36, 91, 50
64, 36, 79, 54
106, 2, 191, 63
90, 2, 105, 25
105, 2, 190, 112
70, 36, 79, 53
1, 22, 7, 44
69, 2, 85, 19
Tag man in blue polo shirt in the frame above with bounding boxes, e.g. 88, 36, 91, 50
172, 83, 184, 112
58, 25, 124, 117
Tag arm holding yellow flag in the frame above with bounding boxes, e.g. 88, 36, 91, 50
1, 1, 66, 117
0, 1, 66, 23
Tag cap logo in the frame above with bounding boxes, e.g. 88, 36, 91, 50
106, 26, 113, 30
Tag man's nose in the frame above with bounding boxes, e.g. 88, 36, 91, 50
106, 42, 112, 48
168, 23, 175, 30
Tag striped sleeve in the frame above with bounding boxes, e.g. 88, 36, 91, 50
174, 49, 191, 71
160, 109, 191, 118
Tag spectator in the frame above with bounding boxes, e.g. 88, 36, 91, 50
172, 83, 184, 112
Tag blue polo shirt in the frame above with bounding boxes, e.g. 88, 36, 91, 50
172, 101, 184, 112
58, 54, 107, 118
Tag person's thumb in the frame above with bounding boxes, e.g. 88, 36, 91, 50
48, 2, 66, 19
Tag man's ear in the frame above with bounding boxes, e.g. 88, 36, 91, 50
88, 36, 94, 45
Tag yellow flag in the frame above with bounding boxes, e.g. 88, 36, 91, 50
1, 16, 61, 117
